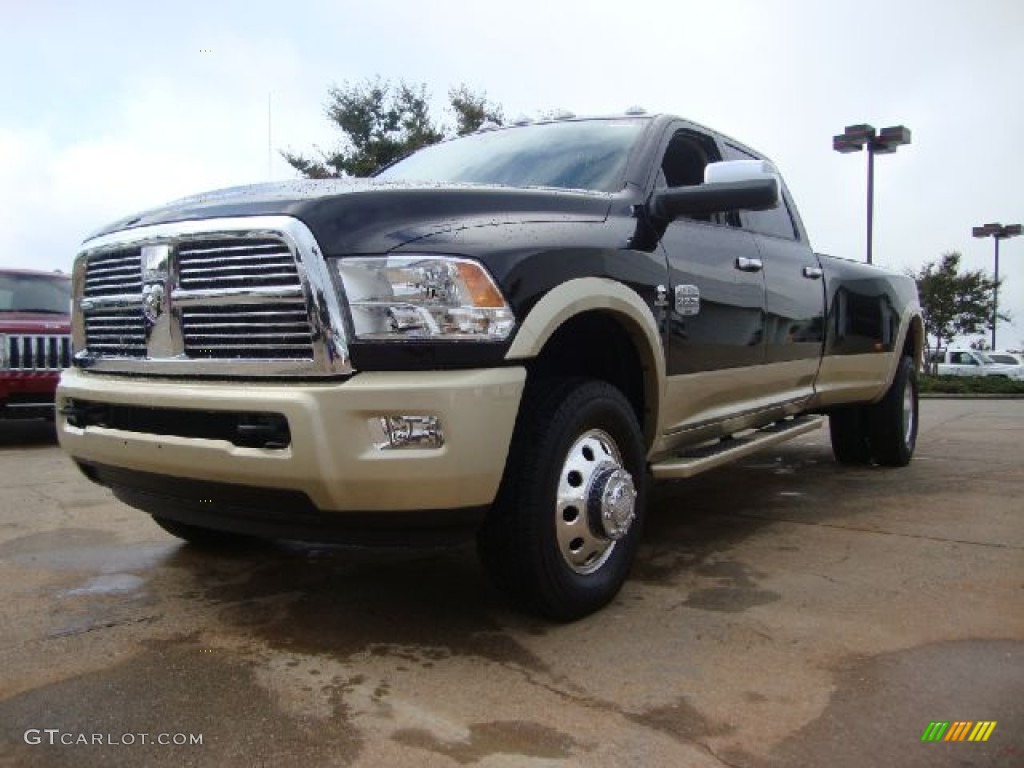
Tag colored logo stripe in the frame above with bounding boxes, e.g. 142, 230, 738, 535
921, 721, 996, 742
921, 722, 949, 741
944, 721, 972, 741
969, 722, 997, 742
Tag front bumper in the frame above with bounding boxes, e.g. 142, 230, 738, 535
57, 366, 526, 515
1, 372, 60, 418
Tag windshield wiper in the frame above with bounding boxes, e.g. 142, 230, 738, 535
3, 308, 68, 314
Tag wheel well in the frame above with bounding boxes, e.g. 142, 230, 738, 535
902, 315, 924, 370
527, 312, 651, 440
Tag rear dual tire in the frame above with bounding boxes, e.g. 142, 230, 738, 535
829, 355, 918, 467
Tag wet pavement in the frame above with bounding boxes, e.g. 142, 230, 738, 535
0, 400, 1021, 767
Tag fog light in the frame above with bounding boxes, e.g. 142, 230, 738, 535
369, 415, 444, 450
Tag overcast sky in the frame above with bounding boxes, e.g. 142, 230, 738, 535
3, 0, 1023, 348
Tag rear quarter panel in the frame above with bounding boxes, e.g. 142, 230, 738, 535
811, 255, 922, 408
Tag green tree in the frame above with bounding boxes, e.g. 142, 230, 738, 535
911, 251, 1003, 356
448, 84, 504, 136
282, 79, 503, 179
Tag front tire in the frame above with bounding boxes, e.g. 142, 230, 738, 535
478, 378, 647, 621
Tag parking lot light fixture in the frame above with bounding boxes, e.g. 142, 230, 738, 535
972, 222, 1022, 350
832, 124, 912, 265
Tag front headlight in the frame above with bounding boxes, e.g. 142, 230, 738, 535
333, 256, 515, 341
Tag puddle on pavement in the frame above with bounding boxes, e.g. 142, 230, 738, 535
681, 586, 780, 613
393, 719, 578, 764
678, 559, 781, 613
634, 512, 769, 585
60, 573, 146, 596
627, 695, 736, 743
0, 528, 176, 573
0, 637, 363, 767
162, 541, 552, 674
746, 639, 1024, 768
2, 522, 553, 675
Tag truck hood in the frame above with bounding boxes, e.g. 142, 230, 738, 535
87, 179, 614, 255
0, 312, 71, 334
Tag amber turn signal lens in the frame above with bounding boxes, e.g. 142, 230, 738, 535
456, 261, 506, 308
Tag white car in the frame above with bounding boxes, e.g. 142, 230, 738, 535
933, 348, 1024, 380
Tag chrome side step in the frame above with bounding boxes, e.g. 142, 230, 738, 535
650, 415, 824, 480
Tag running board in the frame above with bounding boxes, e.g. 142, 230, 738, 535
650, 415, 824, 480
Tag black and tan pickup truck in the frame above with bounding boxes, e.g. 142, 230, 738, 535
57, 113, 923, 619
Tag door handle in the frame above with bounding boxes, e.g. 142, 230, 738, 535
802, 266, 824, 279
735, 257, 763, 273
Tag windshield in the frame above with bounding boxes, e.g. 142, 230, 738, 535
0, 272, 72, 313
376, 119, 647, 193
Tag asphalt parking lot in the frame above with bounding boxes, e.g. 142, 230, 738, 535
0, 400, 1021, 767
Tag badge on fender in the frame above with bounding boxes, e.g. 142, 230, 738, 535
675, 285, 700, 316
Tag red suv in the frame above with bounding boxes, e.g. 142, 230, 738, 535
1, 269, 72, 419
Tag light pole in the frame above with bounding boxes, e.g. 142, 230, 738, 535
833, 124, 911, 265
972, 222, 1022, 350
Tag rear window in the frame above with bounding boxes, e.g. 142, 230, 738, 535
721, 143, 798, 240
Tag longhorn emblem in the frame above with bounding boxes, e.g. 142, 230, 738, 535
140, 244, 171, 328
142, 283, 165, 326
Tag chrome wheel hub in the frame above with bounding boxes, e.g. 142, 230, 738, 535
593, 467, 637, 540
556, 429, 637, 575
902, 384, 915, 448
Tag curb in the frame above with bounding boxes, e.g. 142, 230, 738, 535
920, 393, 1024, 400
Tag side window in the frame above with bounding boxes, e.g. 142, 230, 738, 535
722, 143, 797, 240
658, 129, 729, 224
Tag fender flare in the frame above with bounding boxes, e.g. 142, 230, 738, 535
504, 277, 666, 447
879, 310, 925, 398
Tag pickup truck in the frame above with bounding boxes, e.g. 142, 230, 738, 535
930, 348, 1024, 380
1, 268, 72, 419
57, 113, 924, 620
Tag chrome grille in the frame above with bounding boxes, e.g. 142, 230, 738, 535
84, 306, 147, 357
83, 247, 142, 298
182, 303, 314, 359
177, 238, 300, 290
82, 246, 147, 359
72, 216, 351, 377
4, 335, 72, 371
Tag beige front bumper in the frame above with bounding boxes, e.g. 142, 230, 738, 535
57, 367, 526, 512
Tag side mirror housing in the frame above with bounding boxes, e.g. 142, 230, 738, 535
651, 159, 781, 221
